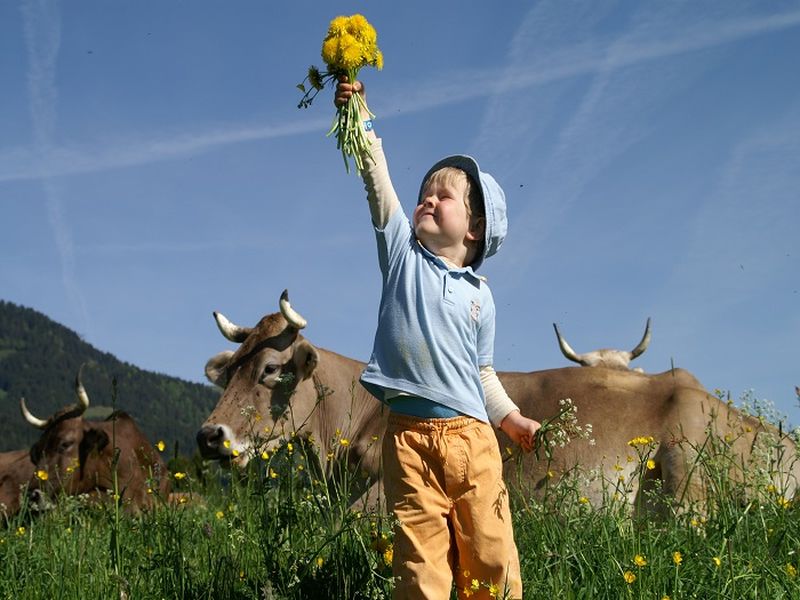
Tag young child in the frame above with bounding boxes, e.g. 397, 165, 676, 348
335, 79, 541, 600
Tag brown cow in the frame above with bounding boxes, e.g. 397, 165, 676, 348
0, 449, 35, 521
553, 318, 651, 371
21, 366, 170, 513
198, 293, 799, 513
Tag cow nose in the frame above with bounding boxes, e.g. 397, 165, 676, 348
196, 424, 226, 458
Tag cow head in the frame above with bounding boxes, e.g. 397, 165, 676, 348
552, 318, 651, 372
196, 290, 320, 465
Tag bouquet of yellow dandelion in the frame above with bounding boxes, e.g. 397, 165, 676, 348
297, 14, 383, 173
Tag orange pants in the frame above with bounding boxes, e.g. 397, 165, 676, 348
383, 413, 522, 600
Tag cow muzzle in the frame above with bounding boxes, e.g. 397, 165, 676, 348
196, 423, 236, 460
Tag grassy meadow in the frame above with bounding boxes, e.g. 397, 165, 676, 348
1, 396, 798, 600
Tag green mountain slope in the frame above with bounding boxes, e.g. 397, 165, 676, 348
0, 300, 219, 457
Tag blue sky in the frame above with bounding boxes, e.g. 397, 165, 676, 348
2, 1, 799, 427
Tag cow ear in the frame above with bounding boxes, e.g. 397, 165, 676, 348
79, 426, 109, 470
205, 351, 234, 388
293, 340, 319, 381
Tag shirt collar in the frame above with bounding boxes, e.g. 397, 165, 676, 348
416, 240, 486, 283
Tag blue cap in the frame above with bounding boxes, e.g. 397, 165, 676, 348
418, 154, 507, 270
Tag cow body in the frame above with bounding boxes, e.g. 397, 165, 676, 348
198, 296, 799, 513
0, 449, 35, 520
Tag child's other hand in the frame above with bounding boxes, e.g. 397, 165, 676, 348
499, 410, 541, 453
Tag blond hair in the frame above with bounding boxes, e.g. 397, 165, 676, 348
422, 167, 484, 219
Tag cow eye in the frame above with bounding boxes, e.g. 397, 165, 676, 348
259, 363, 281, 384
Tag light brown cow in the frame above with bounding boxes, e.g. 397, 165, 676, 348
21, 366, 170, 513
197, 291, 387, 507
0, 449, 35, 521
553, 318, 651, 371
198, 293, 799, 513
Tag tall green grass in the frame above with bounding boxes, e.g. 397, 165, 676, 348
1, 398, 798, 599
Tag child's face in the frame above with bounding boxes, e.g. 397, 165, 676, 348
414, 174, 483, 261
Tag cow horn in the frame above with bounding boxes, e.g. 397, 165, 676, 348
280, 289, 307, 330
20, 397, 48, 429
213, 311, 253, 343
629, 318, 652, 359
553, 323, 588, 366
74, 363, 90, 413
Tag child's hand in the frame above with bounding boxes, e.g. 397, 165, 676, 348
334, 78, 370, 118
499, 410, 541, 453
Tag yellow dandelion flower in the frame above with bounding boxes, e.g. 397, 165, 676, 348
223, 440, 231, 449
215, 510, 224, 519
179, 496, 188, 504
786, 563, 797, 578
231, 449, 240, 458
623, 571, 636, 584
633, 554, 647, 567
618, 475, 625, 483
297, 465, 304, 472
579, 496, 589, 505
147, 487, 153, 495
261, 450, 269, 460
712, 556, 721, 567
463, 588, 473, 598
646, 459, 656, 470
547, 470, 555, 478
156, 440, 165, 452
613, 463, 624, 471
16, 526, 25, 537
673, 551, 683, 565
174, 472, 186, 480
287, 442, 293, 453
66, 465, 74, 474
35, 470, 48, 481
340, 438, 350, 447
327, 15, 349, 37
471, 579, 480, 591
270, 469, 278, 479
316, 556, 324, 568
662, 596, 671, 600
777, 496, 791, 509
488, 582, 500, 598
383, 544, 393, 567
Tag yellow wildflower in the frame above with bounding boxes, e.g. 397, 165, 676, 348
287, 442, 294, 453
623, 571, 636, 584
261, 451, 269, 460
174, 472, 186, 480
223, 440, 231, 449
340, 438, 350, 447
646, 459, 656, 470
270, 469, 278, 479
673, 551, 683, 566
786, 564, 797, 578
712, 556, 721, 567
383, 544, 393, 567
16, 527, 25, 537
316, 556, 324, 568
488, 582, 500, 598
633, 554, 647, 567
156, 440, 165, 452
578, 496, 589, 505
215, 511, 224, 519
35, 470, 48, 481
471, 579, 480, 591
463, 588, 473, 598
231, 449, 240, 458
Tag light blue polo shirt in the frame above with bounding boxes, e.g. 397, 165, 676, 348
360, 206, 495, 422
